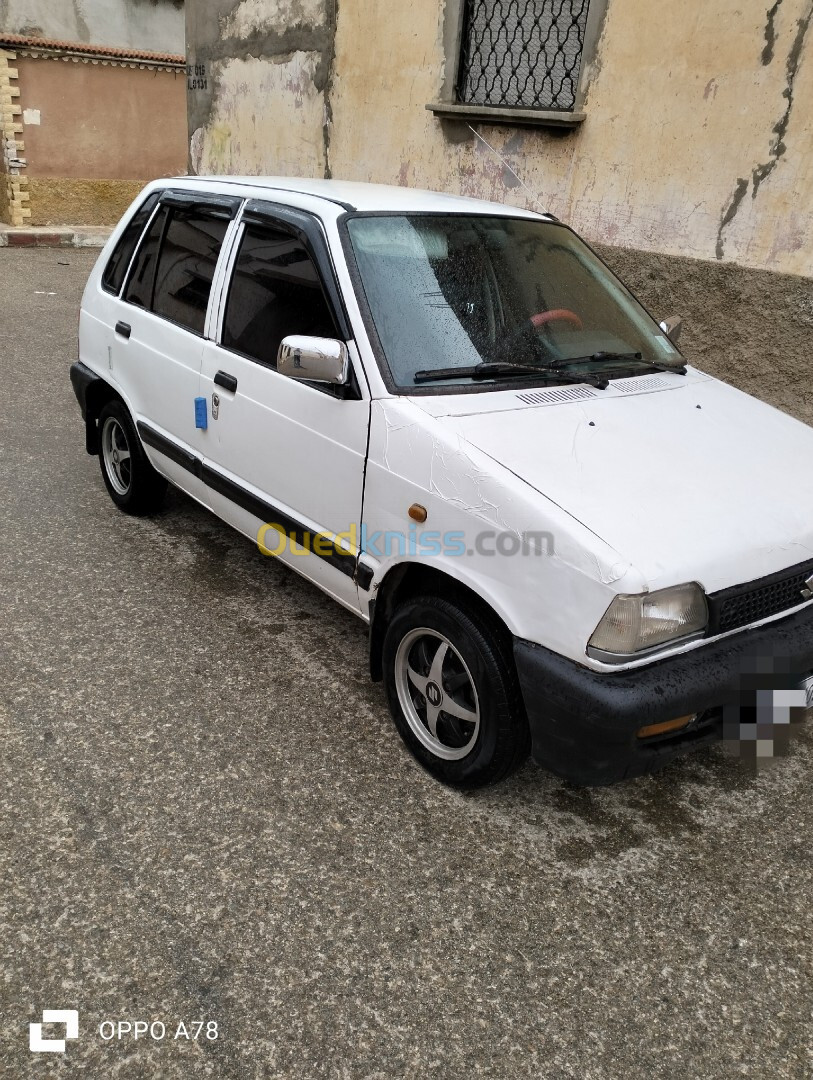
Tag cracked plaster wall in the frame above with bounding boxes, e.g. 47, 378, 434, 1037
187, 0, 813, 278
187, 0, 334, 178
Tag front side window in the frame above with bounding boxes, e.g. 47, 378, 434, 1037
346, 214, 684, 390
457, 0, 592, 112
123, 204, 229, 335
222, 223, 339, 367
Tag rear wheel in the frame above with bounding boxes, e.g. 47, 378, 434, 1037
383, 595, 529, 787
98, 400, 167, 515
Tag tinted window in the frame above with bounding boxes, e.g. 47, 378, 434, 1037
123, 205, 168, 310
102, 192, 160, 295
222, 224, 338, 367
152, 209, 230, 335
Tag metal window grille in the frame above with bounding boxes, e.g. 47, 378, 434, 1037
457, 0, 591, 112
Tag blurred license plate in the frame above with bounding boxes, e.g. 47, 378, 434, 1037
805, 675, 813, 709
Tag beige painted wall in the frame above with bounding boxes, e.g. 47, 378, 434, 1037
17, 56, 187, 180
190, 0, 813, 277
8, 54, 188, 223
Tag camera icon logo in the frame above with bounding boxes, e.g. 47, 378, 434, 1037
29, 1010, 79, 1053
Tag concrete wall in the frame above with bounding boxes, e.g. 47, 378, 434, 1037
186, 0, 813, 280
0, 0, 185, 54
186, 0, 334, 179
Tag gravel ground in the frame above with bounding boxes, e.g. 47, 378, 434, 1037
1, 248, 812, 1078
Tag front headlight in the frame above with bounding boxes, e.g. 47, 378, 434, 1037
588, 582, 708, 660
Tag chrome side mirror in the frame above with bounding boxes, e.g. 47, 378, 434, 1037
659, 315, 683, 344
277, 335, 349, 385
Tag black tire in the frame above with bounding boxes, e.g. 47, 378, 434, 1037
97, 400, 167, 515
382, 594, 530, 788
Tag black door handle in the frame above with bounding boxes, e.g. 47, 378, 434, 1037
115, 321, 131, 340
214, 370, 238, 393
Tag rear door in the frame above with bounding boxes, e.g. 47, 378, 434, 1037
112, 191, 240, 489
199, 201, 370, 611
81, 190, 161, 415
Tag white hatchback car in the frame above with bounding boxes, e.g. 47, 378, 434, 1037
71, 177, 813, 787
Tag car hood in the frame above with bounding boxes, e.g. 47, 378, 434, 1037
412, 373, 813, 592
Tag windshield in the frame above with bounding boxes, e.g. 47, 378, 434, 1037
346, 214, 684, 389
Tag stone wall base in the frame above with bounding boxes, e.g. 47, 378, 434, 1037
25, 177, 146, 226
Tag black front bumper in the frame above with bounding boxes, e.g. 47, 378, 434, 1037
514, 603, 813, 785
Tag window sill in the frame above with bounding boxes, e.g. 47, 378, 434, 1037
426, 102, 585, 129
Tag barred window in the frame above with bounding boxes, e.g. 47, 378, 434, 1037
457, 0, 592, 112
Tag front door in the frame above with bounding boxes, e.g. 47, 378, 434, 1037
199, 209, 369, 611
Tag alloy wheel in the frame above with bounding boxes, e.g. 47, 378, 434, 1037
394, 627, 481, 760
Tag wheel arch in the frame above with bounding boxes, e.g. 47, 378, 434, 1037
368, 562, 516, 682
84, 376, 124, 454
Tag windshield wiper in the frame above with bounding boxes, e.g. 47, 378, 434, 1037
548, 350, 687, 375
414, 362, 609, 388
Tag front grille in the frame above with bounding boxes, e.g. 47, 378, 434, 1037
708, 559, 813, 635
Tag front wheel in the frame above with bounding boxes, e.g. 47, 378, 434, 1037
98, 400, 167, 515
382, 595, 530, 787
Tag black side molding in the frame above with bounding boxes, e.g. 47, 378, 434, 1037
137, 421, 199, 474
356, 559, 375, 591
136, 421, 363, 582
200, 465, 357, 579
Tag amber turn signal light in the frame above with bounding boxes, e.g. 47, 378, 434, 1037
636, 714, 695, 739
408, 503, 427, 523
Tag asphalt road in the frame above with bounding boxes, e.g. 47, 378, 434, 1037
2, 248, 813, 1079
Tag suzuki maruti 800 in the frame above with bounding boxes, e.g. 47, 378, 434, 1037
70, 178, 813, 786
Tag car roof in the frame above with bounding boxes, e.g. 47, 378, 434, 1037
169, 175, 549, 219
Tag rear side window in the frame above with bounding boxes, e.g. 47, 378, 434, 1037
222, 223, 338, 367
152, 209, 230, 335
123, 203, 230, 336
102, 192, 160, 295
123, 205, 168, 310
